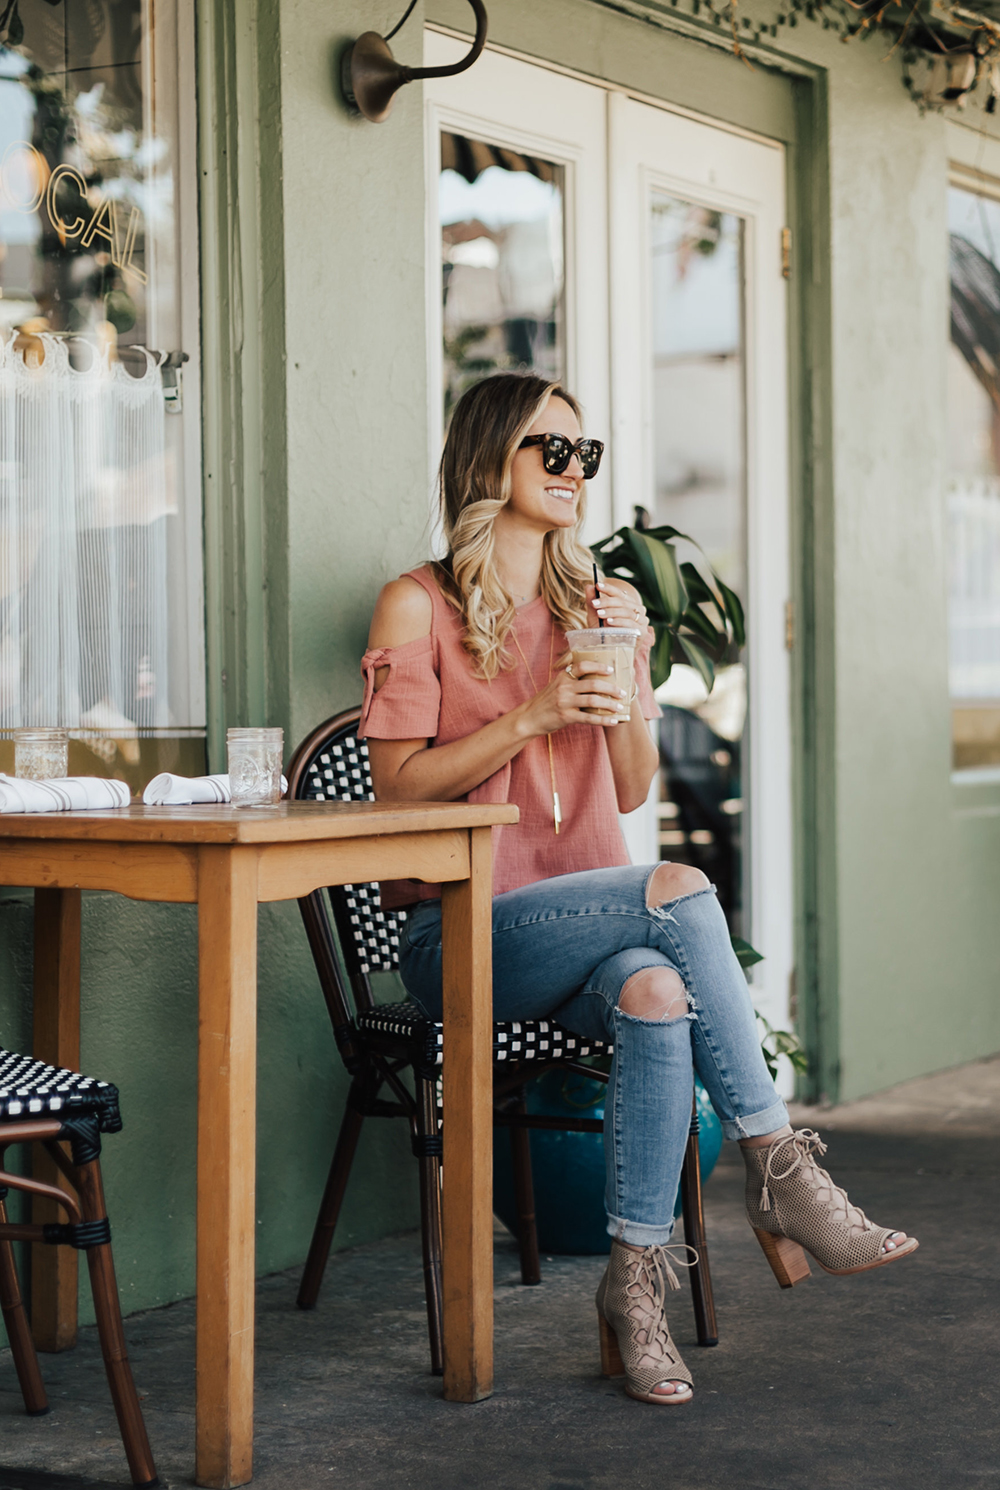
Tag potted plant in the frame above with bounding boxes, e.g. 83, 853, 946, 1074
591, 521, 745, 692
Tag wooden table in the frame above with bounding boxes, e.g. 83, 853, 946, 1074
0, 800, 517, 1488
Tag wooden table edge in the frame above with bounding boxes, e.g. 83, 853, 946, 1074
0, 801, 519, 844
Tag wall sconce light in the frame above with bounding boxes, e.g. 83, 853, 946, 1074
341, 0, 488, 123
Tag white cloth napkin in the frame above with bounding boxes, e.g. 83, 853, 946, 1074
142, 772, 288, 806
143, 772, 230, 805
0, 774, 131, 813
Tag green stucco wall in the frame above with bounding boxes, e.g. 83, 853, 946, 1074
279, 2, 434, 741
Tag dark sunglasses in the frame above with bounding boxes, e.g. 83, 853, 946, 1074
519, 432, 605, 480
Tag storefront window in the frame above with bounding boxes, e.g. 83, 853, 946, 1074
439, 131, 565, 425
948, 183, 1000, 771
0, 0, 203, 786
648, 194, 747, 933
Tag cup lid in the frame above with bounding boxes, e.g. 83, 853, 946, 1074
565, 627, 641, 644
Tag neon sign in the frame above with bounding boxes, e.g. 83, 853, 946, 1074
0, 141, 146, 284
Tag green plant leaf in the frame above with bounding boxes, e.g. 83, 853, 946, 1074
626, 529, 689, 623
589, 529, 620, 557
676, 633, 715, 692
679, 561, 728, 635
639, 523, 687, 545
679, 561, 715, 603
730, 935, 764, 969
756, 1011, 809, 1081
650, 626, 673, 689
716, 576, 746, 647
680, 603, 723, 648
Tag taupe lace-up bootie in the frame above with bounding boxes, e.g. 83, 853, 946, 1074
744, 1128, 919, 1287
595, 1240, 696, 1404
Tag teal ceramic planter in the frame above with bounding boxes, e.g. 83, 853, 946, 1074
493, 1070, 723, 1255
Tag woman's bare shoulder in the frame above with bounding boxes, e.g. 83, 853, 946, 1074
368, 575, 433, 649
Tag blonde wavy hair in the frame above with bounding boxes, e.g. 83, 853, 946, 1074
435, 373, 596, 679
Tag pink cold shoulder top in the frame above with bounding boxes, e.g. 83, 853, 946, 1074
359, 565, 661, 910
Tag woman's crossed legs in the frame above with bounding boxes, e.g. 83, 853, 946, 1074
401, 861, 787, 1236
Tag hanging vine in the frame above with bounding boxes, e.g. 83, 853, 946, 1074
659, 0, 1000, 110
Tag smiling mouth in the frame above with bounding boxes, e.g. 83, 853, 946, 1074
545, 485, 577, 503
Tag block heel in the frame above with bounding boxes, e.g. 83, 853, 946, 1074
752, 1227, 812, 1288
598, 1311, 625, 1377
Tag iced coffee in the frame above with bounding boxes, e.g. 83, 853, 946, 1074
566, 627, 641, 721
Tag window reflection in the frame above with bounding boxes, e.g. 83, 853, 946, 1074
948, 184, 1000, 770
0, 1, 150, 347
648, 193, 747, 935
440, 131, 564, 423
0, 1, 203, 785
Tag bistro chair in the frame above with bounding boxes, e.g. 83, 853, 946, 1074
0, 1048, 157, 1487
288, 708, 718, 1374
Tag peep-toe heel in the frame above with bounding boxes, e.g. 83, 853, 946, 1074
595, 1240, 696, 1405
744, 1129, 919, 1285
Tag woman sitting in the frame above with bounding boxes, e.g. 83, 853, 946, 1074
360, 371, 917, 1406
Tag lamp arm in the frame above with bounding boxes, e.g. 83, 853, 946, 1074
342, 0, 488, 122
400, 0, 488, 81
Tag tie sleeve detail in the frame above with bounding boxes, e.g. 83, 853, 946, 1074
359, 635, 441, 740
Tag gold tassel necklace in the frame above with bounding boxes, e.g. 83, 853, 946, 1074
510, 618, 561, 835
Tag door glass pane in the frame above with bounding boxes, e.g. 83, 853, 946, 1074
947, 184, 1000, 771
440, 131, 564, 425
0, 1, 204, 787
648, 193, 747, 935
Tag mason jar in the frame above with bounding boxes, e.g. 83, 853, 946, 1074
13, 728, 69, 781
226, 727, 284, 808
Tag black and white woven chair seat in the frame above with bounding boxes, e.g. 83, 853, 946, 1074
300, 742, 408, 975
355, 1001, 612, 1070
0, 1049, 122, 1131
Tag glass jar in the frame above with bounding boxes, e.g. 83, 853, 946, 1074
226, 727, 284, 808
13, 728, 69, 781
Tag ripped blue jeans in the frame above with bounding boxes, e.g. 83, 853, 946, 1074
399, 864, 788, 1246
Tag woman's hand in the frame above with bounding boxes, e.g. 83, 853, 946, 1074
519, 658, 627, 737
590, 579, 649, 636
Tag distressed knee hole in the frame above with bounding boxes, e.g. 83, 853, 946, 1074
619, 966, 690, 1022
646, 862, 710, 909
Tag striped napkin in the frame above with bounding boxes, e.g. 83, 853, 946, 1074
142, 773, 289, 806
0, 775, 131, 813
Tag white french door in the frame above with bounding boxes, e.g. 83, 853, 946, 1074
608, 95, 794, 1055
425, 38, 795, 1067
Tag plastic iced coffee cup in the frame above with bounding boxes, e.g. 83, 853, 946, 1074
565, 628, 641, 720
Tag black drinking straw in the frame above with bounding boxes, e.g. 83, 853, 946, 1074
593, 562, 605, 642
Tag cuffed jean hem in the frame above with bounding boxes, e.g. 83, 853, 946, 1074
607, 1212, 677, 1247
719, 1097, 790, 1143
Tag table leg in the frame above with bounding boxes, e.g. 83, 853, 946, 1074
195, 846, 258, 1489
439, 825, 494, 1402
31, 887, 81, 1352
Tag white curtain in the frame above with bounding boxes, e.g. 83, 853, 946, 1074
0, 334, 172, 731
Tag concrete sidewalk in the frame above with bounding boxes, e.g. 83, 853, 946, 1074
1, 1056, 998, 1490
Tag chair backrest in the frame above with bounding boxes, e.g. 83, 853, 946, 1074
286, 710, 409, 1060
